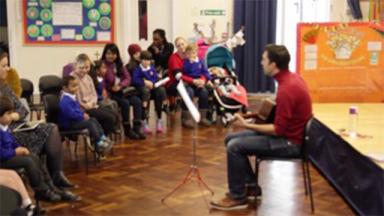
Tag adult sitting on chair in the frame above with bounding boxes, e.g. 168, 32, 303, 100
0, 48, 78, 195
210, 44, 312, 210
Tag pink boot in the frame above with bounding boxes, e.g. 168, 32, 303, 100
142, 121, 152, 135
156, 120, 164, 134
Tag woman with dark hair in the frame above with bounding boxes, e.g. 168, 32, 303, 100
101, 43, 145, 140
147, 29, 174, 77
0, 48, 79, 202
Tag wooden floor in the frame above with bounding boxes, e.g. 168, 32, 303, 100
41, 105, 354, 216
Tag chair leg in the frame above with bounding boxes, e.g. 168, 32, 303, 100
302, 161, 308, 195
254, 157, 262, 201
29, 111, 34, 121
35, 199, 41, 214
255, 157, 262, 185
74, 140, 79, 155
36, 110, 42, 120
305, 160, 315, 213
83, 135, 89, 175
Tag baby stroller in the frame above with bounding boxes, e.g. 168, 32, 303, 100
204, 44, 249, 125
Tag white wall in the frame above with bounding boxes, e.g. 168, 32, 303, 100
7, 0, 233, 92
276, 0, 331, 72
275, 0, 372, 72
172, 0, 233, 41
330, 0, 370, 21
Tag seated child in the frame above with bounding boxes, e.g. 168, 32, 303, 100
181, 43, 213, 127
132, 51, 167, 134
58, 76, 113, 153
71, 54, 118, 136
0, 96, 62, 202
209, 67, 240, 97
90, 60, 121, 131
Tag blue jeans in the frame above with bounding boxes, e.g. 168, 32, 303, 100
225, 130, 301, 200
182, 85, 209, 110
111, 93, 142, 123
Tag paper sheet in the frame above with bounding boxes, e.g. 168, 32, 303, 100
367, 41, 382, 51
97, 32, 111, 41
177, 81, 201, 123
61, 29, 75, 39
52, 2, 83, 26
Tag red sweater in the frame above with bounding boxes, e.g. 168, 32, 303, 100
167, 53, 183, 87
167, 53, 206, 87
273, 70, 312, 145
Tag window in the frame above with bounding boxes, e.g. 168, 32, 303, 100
138, 0, 147, 40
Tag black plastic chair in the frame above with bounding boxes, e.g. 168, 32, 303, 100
38, 75, 63, 99
42, 94, 98, 174
254, 117, 315, 213
20, 78, 44, 120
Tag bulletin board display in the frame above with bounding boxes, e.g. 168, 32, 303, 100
297, 22, 384, 102
23, 0, 114, 45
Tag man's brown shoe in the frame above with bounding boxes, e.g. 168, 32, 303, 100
225, 185, 262, 200
210, 196, 248, 211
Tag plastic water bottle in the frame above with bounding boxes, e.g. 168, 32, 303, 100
348, 106, 358, 139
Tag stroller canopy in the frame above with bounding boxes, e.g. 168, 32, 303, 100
205, 45, 236, 71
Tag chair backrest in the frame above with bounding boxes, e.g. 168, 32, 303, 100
20, 78, 34, 103
39, 75, 62, 97
301, 117, 314, 157
42, 94, 61, 124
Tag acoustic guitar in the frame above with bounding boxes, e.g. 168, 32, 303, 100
223, 98, 276, 127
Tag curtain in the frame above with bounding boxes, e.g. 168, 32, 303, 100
233, 0, 277, 93
347, 0, 363, 20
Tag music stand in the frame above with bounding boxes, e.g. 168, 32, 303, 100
161, 80, 214, 208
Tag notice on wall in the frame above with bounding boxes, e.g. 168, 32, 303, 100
297, 22, 384, 102
24, 0, 114, 45
52, 2, 83, 26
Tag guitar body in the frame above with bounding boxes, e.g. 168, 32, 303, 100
222, 98, 276, 127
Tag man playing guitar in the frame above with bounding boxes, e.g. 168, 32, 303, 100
211, 44, 312, 211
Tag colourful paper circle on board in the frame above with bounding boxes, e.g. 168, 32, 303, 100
27, 25, 40, 38
27, 7, 39, 20
88, 9, 101, 22
99, 2, 111, 15
41, 24, 53, 37
83, 0, 95, 9
39, 0, 52, 8
99, 17, 111, 30
40, 9, 52, 22
82, 26, 96, 39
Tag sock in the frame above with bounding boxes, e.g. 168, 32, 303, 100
100, 135, 106, 141
22, 198, 32, 208
97, 139, 104, 147
25, 204, 37, 216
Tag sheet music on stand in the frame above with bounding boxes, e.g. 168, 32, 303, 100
161, 80, 213, 210
177, 80, 201, 123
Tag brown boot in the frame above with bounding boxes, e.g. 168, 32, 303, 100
182, 110, 195, 129
199, 109, 212, 127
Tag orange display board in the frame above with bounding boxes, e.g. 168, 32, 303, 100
297, 22, 384, 102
